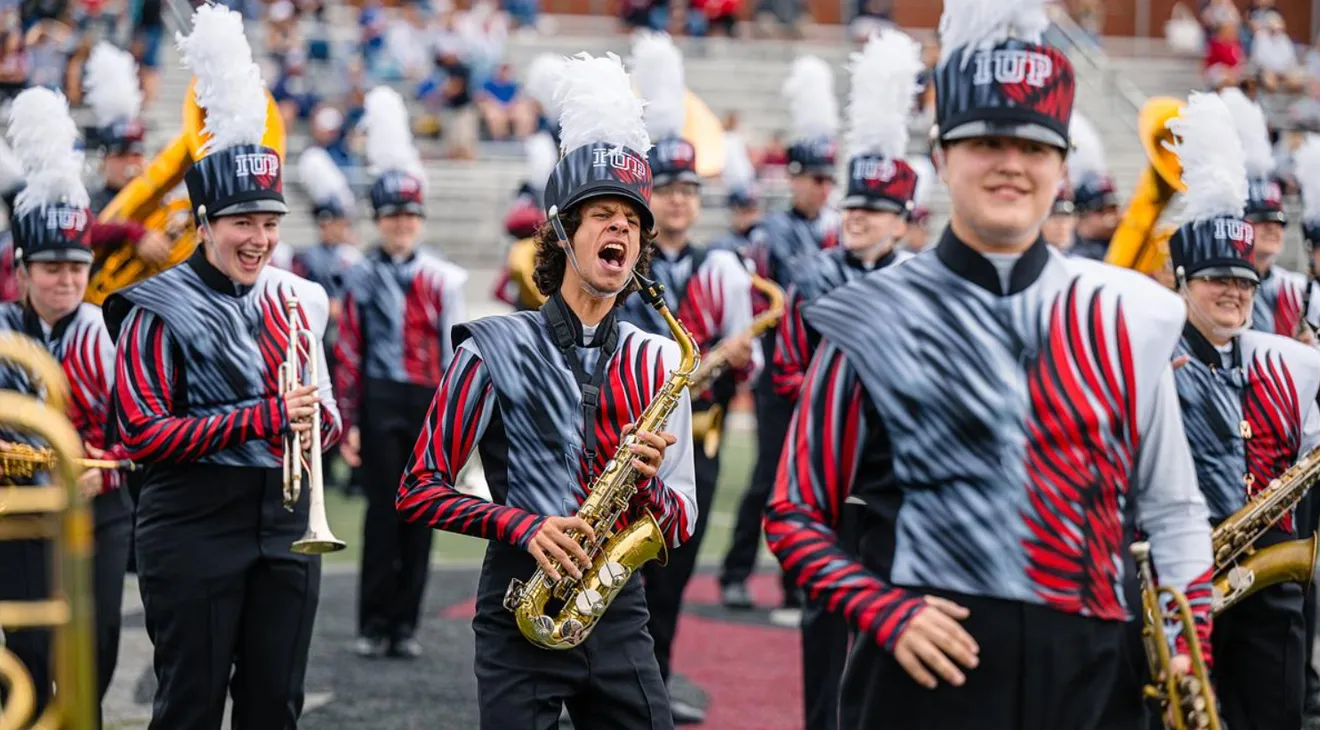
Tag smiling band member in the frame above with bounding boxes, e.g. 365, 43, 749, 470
102, 7, 342, 728
1170, 91, 1320, 730
768, 29, 920, 730
618, 32, 760, 725
762, 1, 1216, 727
396, 52, 697, 730
334, 86, 469, 660
0, 87, 128, 725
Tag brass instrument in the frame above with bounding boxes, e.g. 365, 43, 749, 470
1209, 443, 1320, 614
1106, 97, 1188, 276
278, 298, 345, 556
683, 90, 725, 179
503, 274, 700, 649
1131, 541, 1222, 730
0, 443, 137, 484
689, 274, 785, 459
505, 238, 545, 311
86, 83, 286, 306
0, 336, 98, 730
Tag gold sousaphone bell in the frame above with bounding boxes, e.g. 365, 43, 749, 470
1105, 96, 1187, 277
85, 82, 287, 306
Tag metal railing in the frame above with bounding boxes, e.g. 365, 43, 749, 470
1046, 7, 1148, 134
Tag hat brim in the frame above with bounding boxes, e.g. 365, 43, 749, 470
210, 199, 290, 217
941, 120, 1069, 151
374, 202, 426, 218
841, 196, 906, 213
1051, 201, 1076, 215
560, 183, 655, 232
653, 171, 701, 188
1246, 210, 1288, 225
788, 163, 836, 179
1189, 265, 1260, 284
22, 248, 94, 265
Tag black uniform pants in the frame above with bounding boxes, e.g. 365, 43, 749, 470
0, 538, 51, 718
1212, 579, 1306, 730
838, 590, 1124, 730
358, 418, 434, 640
720, 385, 795, 601
93, 491, 133, 706
136, 464, 321, 730
1297, 488, 1320, 702
474, 543, 673, 730
800, 505, 859, 730
642, 441, 718, 682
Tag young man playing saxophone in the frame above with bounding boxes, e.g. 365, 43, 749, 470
763, 2, 1216, 727
396, 52, 697, 730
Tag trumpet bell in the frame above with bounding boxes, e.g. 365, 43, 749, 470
1139, 96, 1188, 194
291, 534, 347, 555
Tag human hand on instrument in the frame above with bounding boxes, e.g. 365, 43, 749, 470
135, 230, 172, 266
724, 333, 754, 370
283, 384, 320, 437
622, 424, 678, 480
339, 426, 361, 468
77, 443, 104, 498
527, 516, 596, 582
1171, 354, 1191, 371
1161, 654, 1195, 727
891, 595, 980, 689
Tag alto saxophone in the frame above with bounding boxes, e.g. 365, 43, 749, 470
1211, 442, 1320, 614
688, 273, 784, 459
503, 273, 700, 650
1132, 542, 1222, 730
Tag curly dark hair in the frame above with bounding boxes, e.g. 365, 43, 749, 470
532, 200, 655, 307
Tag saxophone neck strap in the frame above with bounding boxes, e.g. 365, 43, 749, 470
543, 293, 619, 460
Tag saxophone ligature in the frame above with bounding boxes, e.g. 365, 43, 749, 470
278, 297, 346, 556
503, 273, 700, 650
1210, 443, 1320, 614
1131, 541, 1222, 730
689, 273, 784, 459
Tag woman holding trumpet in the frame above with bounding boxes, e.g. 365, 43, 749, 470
102, 7, 342, 729
0, 86, 134, 725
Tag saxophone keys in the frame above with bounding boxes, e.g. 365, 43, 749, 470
1227, 566, 1254, 591
575, 589, 606, 617
598, 561, 628, 589
531, 615, 555, 640
561, 618, 585, 644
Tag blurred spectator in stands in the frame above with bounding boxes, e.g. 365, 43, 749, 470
848, 0, 891, 43
459, 1, 509, 90
503, 0, 538, 32
129, 0, 161, 107
272, 49, 321, 126
265, 0, 300, 67
1068, 0, 1104, 45
358, 0, 388, 74
0, 10, 23, 109
417, 49, 477, 160
1166, 2, 1205, 55
1205, 18, 1245, 89
23, 14, 73, 90
702, 0, 738, 37
1288, 77, 1320, 130
385, 0, 435, 82
310, 105, 359, 170
475, 61, 519, 140
759, 129, 787, 168
753, 0, 802, 40
619, 0, 655, 32
1250, 11, 1303, 92
1201, 0, 1241, 35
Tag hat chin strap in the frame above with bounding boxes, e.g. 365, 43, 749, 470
550, 205, 631, 300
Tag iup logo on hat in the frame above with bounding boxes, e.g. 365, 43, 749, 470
44, 207, 88, 235
1250, 178, 1283, 207
655, 139, 695, 167
969, 44, 1073, 121
234, 151, 282, 192
1214, 217, 1255, 256
855, 158, 897, 187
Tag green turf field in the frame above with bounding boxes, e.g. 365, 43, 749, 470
322, 428, 762, 567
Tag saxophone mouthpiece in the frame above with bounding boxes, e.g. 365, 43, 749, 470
633, 272, 666, 310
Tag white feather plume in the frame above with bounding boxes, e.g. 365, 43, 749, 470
1293, 134, 1320, 226
0, 138, 23, 196
782, 56, 839, 145
908, 154, 937, 207
5, 88, 88, 215
845, 29, 924, 160
1164, 91, 1247, 223
628, 30, 687, 142
525, 130, 558, 189
297, 146, 353, 211
360, 85, 426, 189
722, 130, 756, 192
524, 53, 568, 119
939, 0, 1050, 65
1066, 112, 1107, 188
176, 3, 268, 154
1218, 87, 1275, 177
84, 41, 142, 128
553, 52, 651, 156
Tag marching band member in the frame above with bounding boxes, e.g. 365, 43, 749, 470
721, 54, 839, 615
901, 155, 936, 255
618, 31, 760, 725
396, 52, 697, 730
767, 29, 922, 730
335, 86, 469, 659
1067, 117, 1119, 262
102, 8, 342, 727
0, 87, 128, 725
708, 130, 764, 259
1220, 88, 1307, 340
292, 146, 363, 352
764, 2, 1215, 727
0, 139, 23, 303
1041, 179, 1075, 250
1169, 90, 1320, 730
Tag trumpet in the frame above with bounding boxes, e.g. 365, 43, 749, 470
1132, 541, 1222, 730
0, 442, 138, 484
0, 336, 98, 729
278, 297, 346, 556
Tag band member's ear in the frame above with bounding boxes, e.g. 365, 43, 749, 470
933, 145, 948, 184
